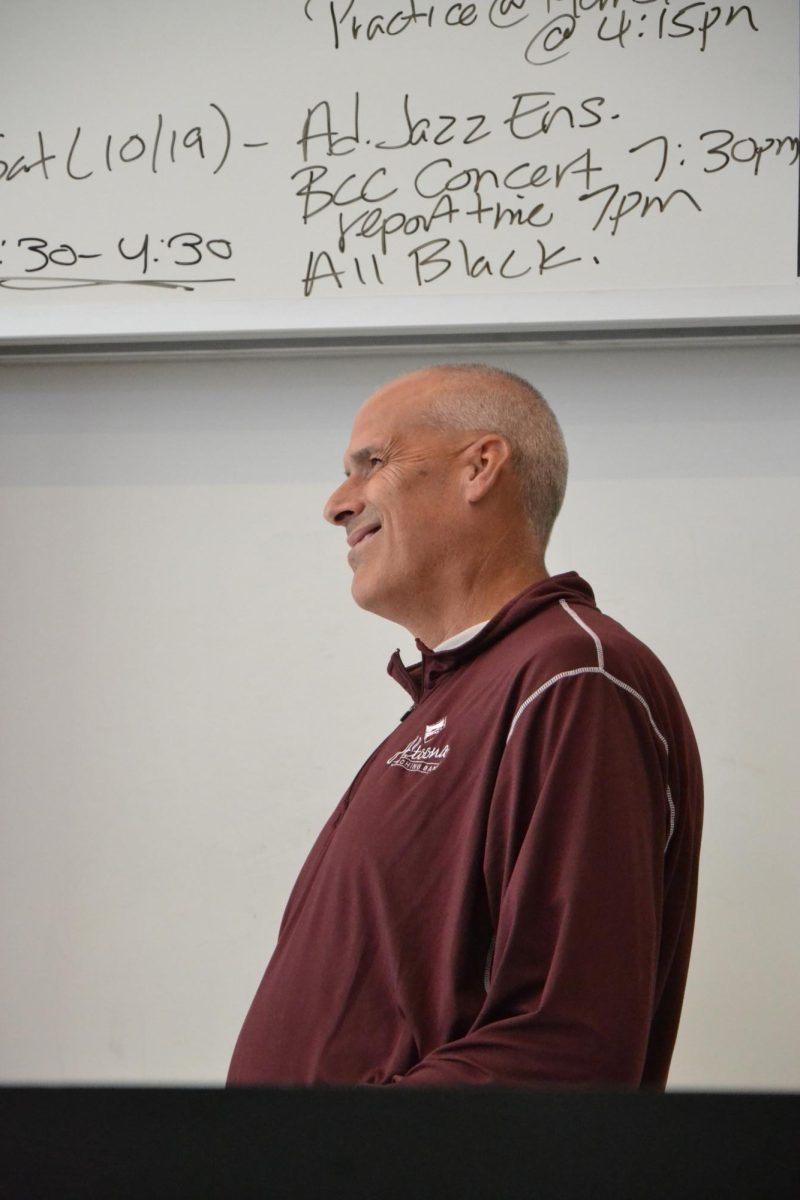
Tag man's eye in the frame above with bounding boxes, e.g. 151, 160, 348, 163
369, 457, 382, 468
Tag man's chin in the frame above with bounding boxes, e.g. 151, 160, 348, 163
350, 571, 392, 620
350, 572, 378, 614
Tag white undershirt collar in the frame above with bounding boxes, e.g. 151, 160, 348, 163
433, 621, 490, 654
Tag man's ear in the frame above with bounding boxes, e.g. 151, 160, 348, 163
462, 434, 513, 505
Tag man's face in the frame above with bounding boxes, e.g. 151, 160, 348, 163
323, 374, 472, 629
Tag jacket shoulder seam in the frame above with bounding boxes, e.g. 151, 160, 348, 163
507, 601, 677, 851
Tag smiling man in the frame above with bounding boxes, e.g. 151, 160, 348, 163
227, 363, 703, 1088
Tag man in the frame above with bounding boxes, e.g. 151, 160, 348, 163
228, 364, 703, 1088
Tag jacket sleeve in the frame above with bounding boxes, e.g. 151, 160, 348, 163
389, 670, 670, 1087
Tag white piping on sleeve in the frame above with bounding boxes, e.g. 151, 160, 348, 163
506, 600, 676, 851
506, 665, 603, 742
558, 598, 604, 670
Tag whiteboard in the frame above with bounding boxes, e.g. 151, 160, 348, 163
1, 0, 799, 345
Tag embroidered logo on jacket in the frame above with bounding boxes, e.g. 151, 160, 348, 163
387, 717, 450, 774
424, 716, 447, 743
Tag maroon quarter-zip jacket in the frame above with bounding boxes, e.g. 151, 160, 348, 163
228, 573, 703, 1088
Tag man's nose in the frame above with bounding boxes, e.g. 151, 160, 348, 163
323, 477, 364, 526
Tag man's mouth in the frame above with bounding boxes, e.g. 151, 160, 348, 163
347, 523, 381, 550
347, 524, 381, 562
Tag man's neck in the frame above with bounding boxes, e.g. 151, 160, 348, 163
411, 563, 549, 649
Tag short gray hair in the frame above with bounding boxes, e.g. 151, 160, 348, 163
421, 364, 568, 548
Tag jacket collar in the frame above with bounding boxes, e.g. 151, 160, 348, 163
387, 572, 596, 703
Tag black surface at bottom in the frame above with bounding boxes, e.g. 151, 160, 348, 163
1, 1087, 798, 1199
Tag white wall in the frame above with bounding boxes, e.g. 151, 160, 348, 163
0, 344, 798, 1088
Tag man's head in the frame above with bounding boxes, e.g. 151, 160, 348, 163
323, 364, 568, 642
